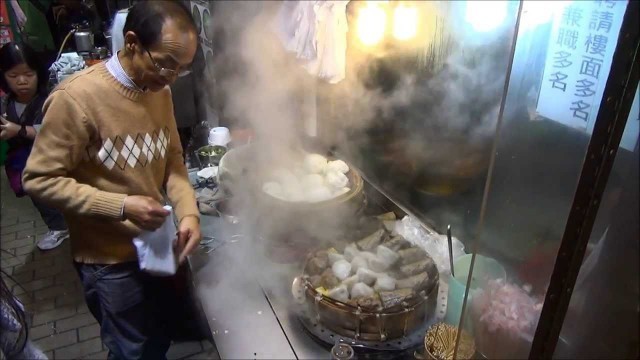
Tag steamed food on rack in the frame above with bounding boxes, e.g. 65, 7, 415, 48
298, 215, 440, 342
304, 223, 438, 312
262, 153, 352, 203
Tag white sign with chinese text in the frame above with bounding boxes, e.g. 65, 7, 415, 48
619, 86, 639, 152
537, 0, 628, 134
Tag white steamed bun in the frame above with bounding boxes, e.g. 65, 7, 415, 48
325, 171, 349, 189
326, 160, 349, 174
303, 154, 328, 174
350, 282, 375, 299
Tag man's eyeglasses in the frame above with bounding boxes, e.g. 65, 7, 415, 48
145, 49, 191, 77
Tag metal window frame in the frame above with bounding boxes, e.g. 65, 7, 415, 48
529, 1, 640, 357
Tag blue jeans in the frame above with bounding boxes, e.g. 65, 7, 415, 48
31, 198, 66, 231
74, 262, 171, 360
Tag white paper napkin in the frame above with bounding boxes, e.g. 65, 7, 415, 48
133, 205, 178, 276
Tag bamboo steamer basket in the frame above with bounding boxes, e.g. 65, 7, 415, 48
298, 253, 440, 342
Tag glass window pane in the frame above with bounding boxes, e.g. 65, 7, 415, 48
553, 86, 639, 359
456, 1, 634, 359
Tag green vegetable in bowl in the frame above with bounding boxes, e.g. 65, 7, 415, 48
198, 146, 227, 157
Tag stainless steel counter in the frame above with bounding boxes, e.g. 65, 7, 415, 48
194, 255, 297, 359
192, 214, 327, 359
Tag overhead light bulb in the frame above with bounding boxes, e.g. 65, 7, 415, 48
520, 1, 570, 32
357, 3, 387, 46
465, 0, 508, 32
393, 5, 419, 41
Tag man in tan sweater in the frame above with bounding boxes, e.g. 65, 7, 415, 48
23, 1, 201, 358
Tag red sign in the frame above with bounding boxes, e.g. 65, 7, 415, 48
1, 0, 12, 96
0, 0, 13, 45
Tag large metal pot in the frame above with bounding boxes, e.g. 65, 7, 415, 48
74, 30, 94, 52
217, 143, 365, 210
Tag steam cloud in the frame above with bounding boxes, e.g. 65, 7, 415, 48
198, 1, 515, 309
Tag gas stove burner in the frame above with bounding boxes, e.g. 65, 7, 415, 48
298, 282, 448, 355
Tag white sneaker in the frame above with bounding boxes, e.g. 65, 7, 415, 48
37, 230, 69, 250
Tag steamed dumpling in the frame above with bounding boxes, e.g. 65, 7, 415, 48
326, 160, 349, 174
305, 185, 333, 202
341, 274, 360, 291
374, 274, 396, 291
327, 284, 349, 303
368, 256, 390, 272
360, 252, 382, 270
344, 244, 360, 262
376, 245, 400, 267
328, 252, 345, 265
303, 154, 328, 174
325, 171, 349, 189
351, 282, 375, 299
350, 256, 368, 272
332, 260, 352, 281
357, 267, 379, 286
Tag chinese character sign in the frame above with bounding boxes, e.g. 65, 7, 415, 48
537, 0, 627, 132
619, 86, 639, 152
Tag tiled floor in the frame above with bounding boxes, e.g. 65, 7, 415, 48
1, 176, 218, 359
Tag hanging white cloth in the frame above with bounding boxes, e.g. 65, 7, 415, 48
273, 0, 349, 84
291, 1, 318, 61
304, 1, 349, 84
273, 1, 317, 61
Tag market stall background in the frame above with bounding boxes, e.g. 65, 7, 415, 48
187, 0, 638, 359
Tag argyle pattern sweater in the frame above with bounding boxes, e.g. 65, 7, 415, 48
23, 63, 199, 264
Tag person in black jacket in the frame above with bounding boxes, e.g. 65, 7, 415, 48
171, 41, 207, 157
0, 42, 68, 250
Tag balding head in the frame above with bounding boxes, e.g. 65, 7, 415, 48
119, 0, 198, 92
123, 0, 197, 48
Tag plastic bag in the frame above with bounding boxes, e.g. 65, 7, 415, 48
394, 216, 465, 275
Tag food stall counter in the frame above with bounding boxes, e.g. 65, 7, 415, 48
192, 214, 328, 359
